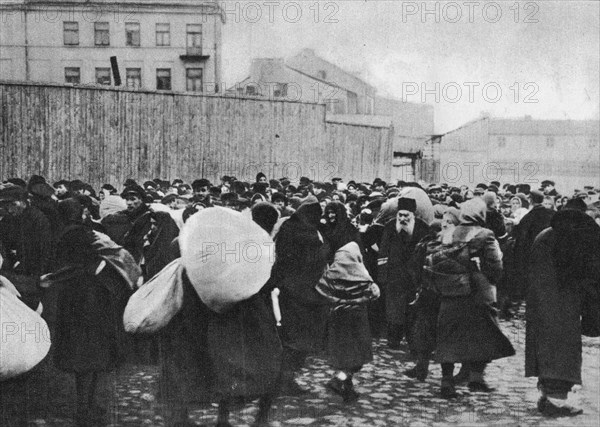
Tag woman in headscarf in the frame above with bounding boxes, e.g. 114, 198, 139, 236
270, 196, 331, 395
434, 198, 515, 398
525, 203, 600, 417
51, 225, 135, 426
508, 193, 530, 225
318, 202, 379, 402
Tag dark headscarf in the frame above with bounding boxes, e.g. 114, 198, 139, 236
459, 198, 487, 227
322, 201, 361, 258
56, 224, 100, 267
551, 208, 600, 288
57, 197, 84, 226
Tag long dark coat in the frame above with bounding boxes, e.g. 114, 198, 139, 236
159, 272, 282, 404
525, 210, 600, 384
513, 205, 555, 297
271, 202, 330, 354
54, 262, 132, 373
435, 225, 515, 363
378, 218, 430, 325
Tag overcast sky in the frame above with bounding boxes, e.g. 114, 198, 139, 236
221, 1, 600, 133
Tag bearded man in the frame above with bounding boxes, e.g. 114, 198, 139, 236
378, 198, 430, 350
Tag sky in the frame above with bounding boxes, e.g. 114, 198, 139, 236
220, 1, 600, 133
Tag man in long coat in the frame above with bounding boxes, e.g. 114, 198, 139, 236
378, 198, 430, 349
526, 202, 600, 417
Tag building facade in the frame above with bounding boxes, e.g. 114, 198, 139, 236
439, 116, 600, 194
0, 0, 224, 92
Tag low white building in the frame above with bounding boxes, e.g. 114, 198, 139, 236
0, 0, 224, 92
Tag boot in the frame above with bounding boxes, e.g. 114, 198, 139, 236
537, 397, 583, 417
404, 359, 429, 381
279, 370, 310, 396
453, 365, 469, 384
467, 369, 495, 393
440, 378, 458, 399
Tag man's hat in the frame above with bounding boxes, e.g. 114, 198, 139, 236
541, 180, 555, 187
121, 184, 146, 199
0, 184, 28, 202
397, 197, 417, 213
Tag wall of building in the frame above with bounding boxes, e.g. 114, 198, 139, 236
0, 1, 223, 92
0, 81, 393, 186
373, 97, 434, 137
439, 117, 600, 192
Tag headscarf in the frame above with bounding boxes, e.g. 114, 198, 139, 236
459, 198, 487, 227
483, 191, 497, 209
322, 201, 361, 257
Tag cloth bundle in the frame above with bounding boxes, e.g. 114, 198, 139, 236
179, 207, 275, 313
1, 275, 51, 380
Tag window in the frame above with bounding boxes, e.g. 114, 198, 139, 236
245, 85, 257, 96
273, 83, 287, 98
156, 23, 170, 46
156, 68, 171, 90
63, 22, 79, 45
186, 68, 202, 92
125, 22, 140, 47
64, 67, 80, 84
186, 24, 202, 55
546, 136, 555, 147
94, 22, 110, 46
126, 68, 142, 89
497, 136, 506, 148
366, 95, 374, 115
96, 68, 111, 85
317, 70, 327, 80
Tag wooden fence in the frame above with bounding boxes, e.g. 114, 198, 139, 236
0, 81, 393, 188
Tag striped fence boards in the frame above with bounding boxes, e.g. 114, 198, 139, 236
0, 82, 393, 187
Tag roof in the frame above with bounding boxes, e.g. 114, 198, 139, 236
326, 114, 392, 128
489, 118, 599, 136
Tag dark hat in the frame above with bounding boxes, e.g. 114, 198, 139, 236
191, 179, 211, 191
123, 178, 138, 187
121, 184, 146, 199
563, 197, 588, 212
541, 180, 555, 187
0, 184, 28, 202
397, 197, 417, 213
332, 177, 342, 182
29, 182, 55, 198
530, 190, 544, 204
490, 181, 501, 188
487, 184, 499, 194
53, 179, 71, 189
299, 176, 312, 185
143, 180, 156, 190
251, 202, 280, 234
5, 178, 27, 188
101, 183, 117, 193
28, 175, 47, 189
475, 183, 488, 190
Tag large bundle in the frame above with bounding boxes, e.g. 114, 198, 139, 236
180, 207, 275, 313
1, 276, 51, 380
123, 259, 184, 334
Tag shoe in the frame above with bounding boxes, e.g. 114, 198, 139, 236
440, 379, 458, 399
279, 380, 310, 396
468, 381, 496, 393
453, 367, 469, 384
404, 366, 427, 381
537, 397, 583, 417
326, 377, 359, 403
325, 377, 345, 395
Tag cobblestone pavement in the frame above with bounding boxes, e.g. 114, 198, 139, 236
2, 313, 599, 426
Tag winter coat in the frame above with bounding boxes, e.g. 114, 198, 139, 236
378, 218, 430, 325
271, 201, 330, 353
435, 224, 515, 363
525, 209, 600, 384
159, 271, 282, 404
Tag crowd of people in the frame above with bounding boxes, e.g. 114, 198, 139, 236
0, 172, 599, 426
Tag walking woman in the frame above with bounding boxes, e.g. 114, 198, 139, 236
432, 199, 515, 398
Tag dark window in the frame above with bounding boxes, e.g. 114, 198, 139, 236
156, 68, 171, 90
64, 67, 80, 84
63, 22, 79, 46
498, 136, 506, 148
317, 70, 326, 80
273, 83, 287, 98
546, 136, 555, 147
156, 23, 170, 46
94, 22, 110, 46
96, 68, 111, 85
186, 24, 202, 55
186, 68, 202, 92
126, 68, 142, 89
246, 85, 257, 96
125, 22, 140, 47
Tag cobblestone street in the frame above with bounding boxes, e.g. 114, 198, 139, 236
2, 313, 599, 427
